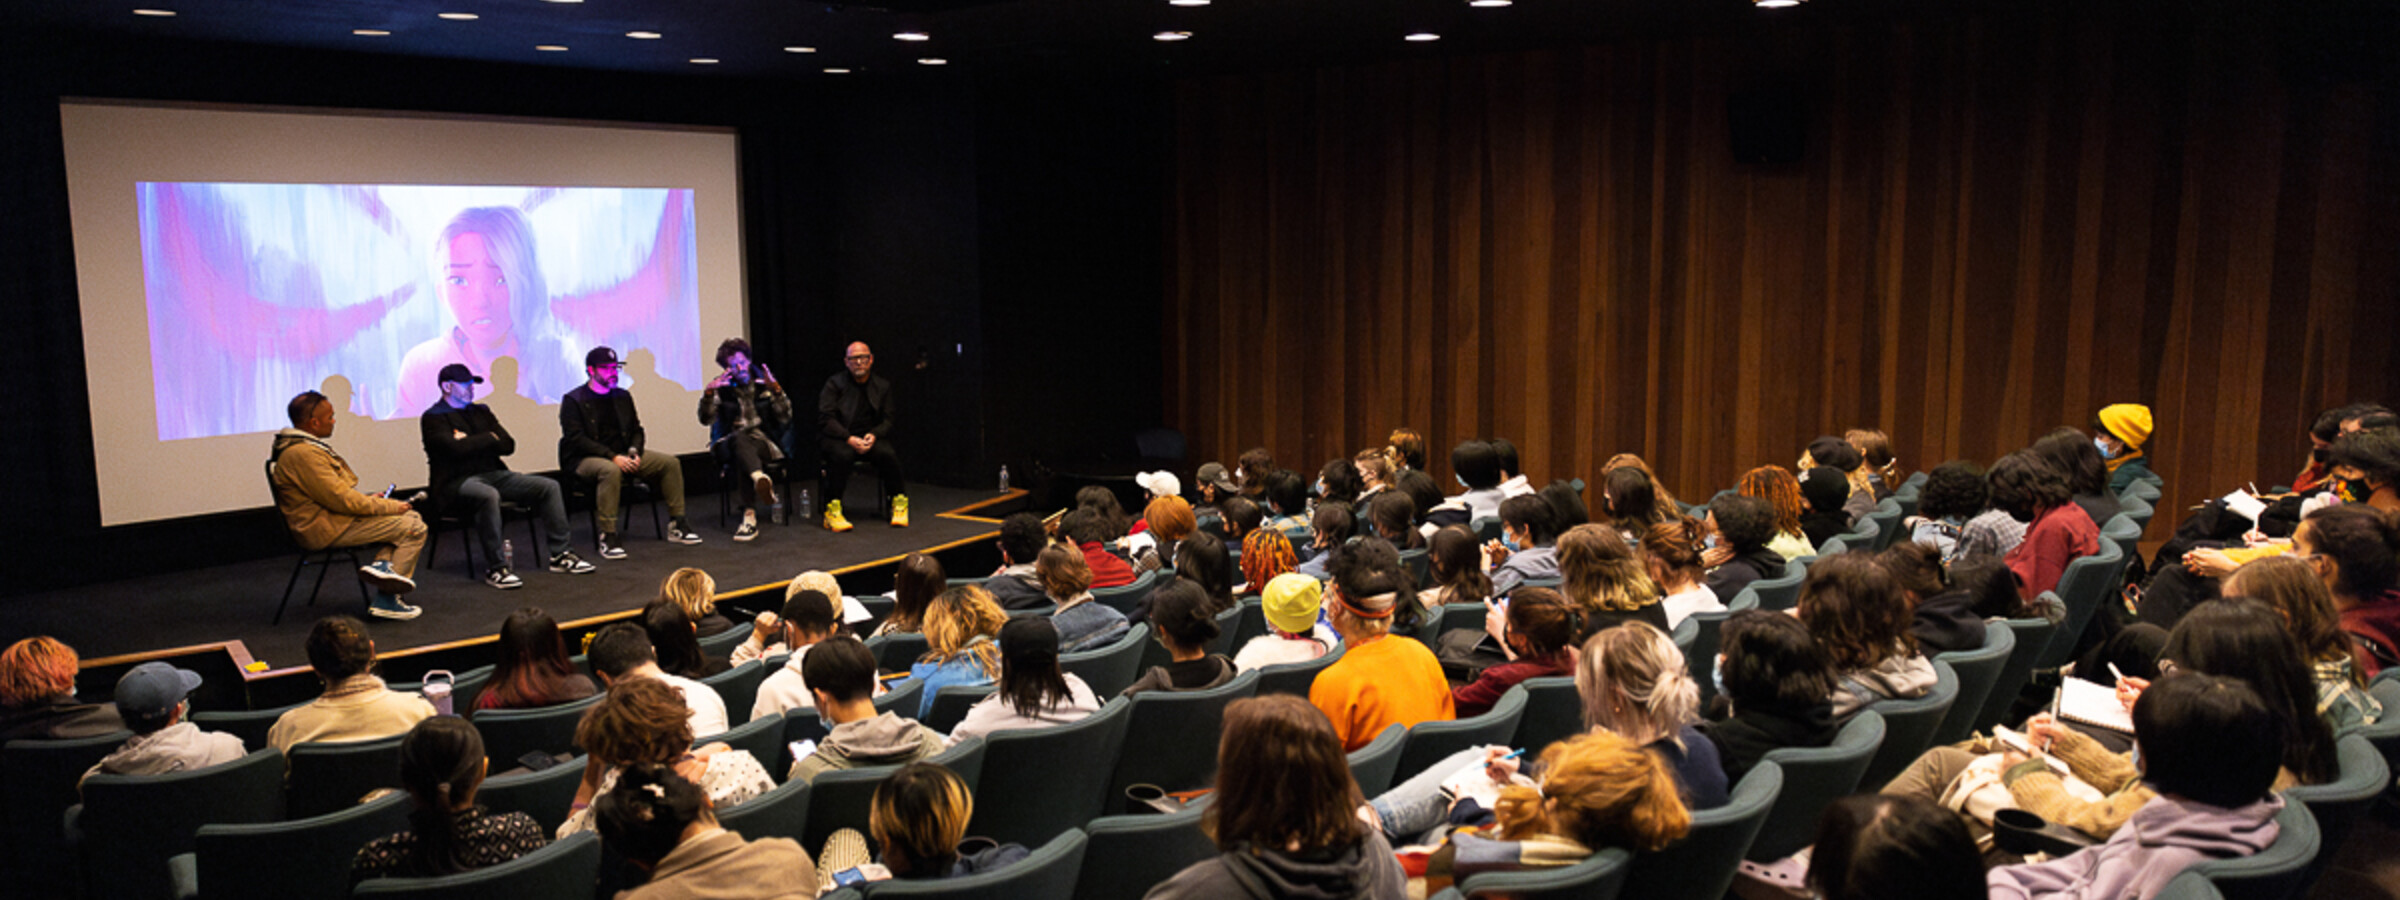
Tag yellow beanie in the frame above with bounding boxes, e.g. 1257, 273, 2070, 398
1261, 573, 1324, 636
2099, 404, 2153, 447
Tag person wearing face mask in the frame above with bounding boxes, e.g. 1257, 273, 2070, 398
1990, 450, 2098, 602
1484, 494, 1563, 598
2296, 503, 2400, 677
2141, 428, 2400, 629
786, 637, 945, 783
748, 590, 852, 721
1700, 610, 1838, 785
2090, 404, 2157, 495
1420, 440, 1510, 537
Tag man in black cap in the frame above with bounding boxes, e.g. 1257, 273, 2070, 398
422, 363, 593, 588
560, 347, 702, 558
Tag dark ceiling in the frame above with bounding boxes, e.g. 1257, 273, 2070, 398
14, 0, 2006, 81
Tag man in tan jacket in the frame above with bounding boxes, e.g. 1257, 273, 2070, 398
272, 390, 428, 620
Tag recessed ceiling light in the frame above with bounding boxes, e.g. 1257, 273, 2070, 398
353, 28, 390, 36
917, 58, 947, 65
1154, 31, 1192, 41
626, 30, 662, 39
1469, 0, 1513, 6
784, 46, 816, 53
535, 44, 568, 51
132, 8, 177, 16
541, 0, 583, 3
1753, 0, 1802, 6
824, 67, 852, 74
437, 12, 478, 20
1404, 32, 1441, 41
894, 31, 930, 41
691, 58, 719, 64
1168, 0, 1211, 5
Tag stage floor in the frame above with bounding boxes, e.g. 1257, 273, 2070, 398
5, 484, 1017, 671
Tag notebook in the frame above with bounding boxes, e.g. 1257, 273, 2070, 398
2057, 676, 2136, 733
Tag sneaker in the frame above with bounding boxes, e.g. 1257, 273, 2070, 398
734, 517, 759, 542
358, 560, 416, 594
823, 499, 854, 533
667, 519, 704, 545
890, 494, 910, 528
598, 532, 627, 559
485, 566, 523, 590
549, 549, 596, 574
368, 593, 422, 620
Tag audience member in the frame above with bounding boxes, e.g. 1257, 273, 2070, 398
1556, 523, 1670, 641
1844, 429, 1906, 500
1797, 466, 1854, 548
1364, 491, 1425, 551
1425, 524, 1494, 606
353, 717, 548, 882
856, 763, 1028, 882
270, 616, 436, 752
2033, 427, 2122, 530
734, 570, 867, 661
1236, 447, 1277, 499
0, 636, 123, 741
1904, 460, 1987, 562
475, 607, 597, 711
1063, 508, 1139, 590
1486, 494, 1563, 597
1388, 428, 1428, 472
1809, 794, 1983, 900
82, 662, 244, 783
1491, 438, 1536, 500
587, 622, 729, 739
1801, 435, 1877, 524
906, 586, 1006, 719
1233, 573, 1337, 670
659, 568, 735, 637
595, 763, 814, 900
562, 677, 773, 837
1129, 470, 1182, 539
1795, 555, 1936, 718
1294, 501, 1358, 581
1352, 449, 1395, 510
1146, 695, 1407, 899
1702, 610, 1838, 784
876, 552, 944, 637
2091, 403, 2157, 495
643, 600, 730, 680
1261, 470, 1313, 539
1453, 586, 1577, 718
946, 617, 1104, 744
1876, 541, 1988, 655
1642, 518, 1725, 629
1312, 560, 1453, 751
787, 637, 944, 783
1194, 461, 1237, 529
1124, 580, 1238, 696
1737, 465, 1818, 561
751, 589, 847, 720
1599, 466, 1674, 540
982, 513, 1051, 610
1132, 495, 1197, 574
1039, 541, 1132, 652
1429, 730, 1690, 892
1539, 479, 1592, 531
2301, 503, 2400, 676
1601, 453, 1685, 518
1241, 510, 1300, 592
1985, 675, 2287, 900
1576, 622, 1727, 808
1395, 469, 1445, 525
2222, 555, 2381, 729
1171, 531, 1239, 613
1990, 450, 2098, 601
1318, 457, 1366, 510
1701, 494, 1789, 600
1422, 440, 1508, 535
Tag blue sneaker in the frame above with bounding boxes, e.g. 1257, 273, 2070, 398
369, 593, 422, 620
358, 560, 416, 594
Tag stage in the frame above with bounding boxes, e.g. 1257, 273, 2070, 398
7, 484, 1024, 694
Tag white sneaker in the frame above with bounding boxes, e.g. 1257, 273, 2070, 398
369, 594, 422, 620
485, 567, 523, 590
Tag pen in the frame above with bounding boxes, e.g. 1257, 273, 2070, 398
2106, 662, 2126, 684
1497, 747, 1527, 762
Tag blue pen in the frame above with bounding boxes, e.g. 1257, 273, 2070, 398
1497, 747, 1527, 762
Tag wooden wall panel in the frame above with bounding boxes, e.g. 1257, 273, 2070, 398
1164, 12, 2400, 521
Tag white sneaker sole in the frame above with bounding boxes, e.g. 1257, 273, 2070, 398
359, 566, 417, 594
369, 605, 423, 620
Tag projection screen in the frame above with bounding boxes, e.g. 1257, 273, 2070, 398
59, 101, 745, 526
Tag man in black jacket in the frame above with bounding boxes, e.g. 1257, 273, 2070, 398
422, 363, 593, 588
560, 347, 703, 558
817, 340, 907, 531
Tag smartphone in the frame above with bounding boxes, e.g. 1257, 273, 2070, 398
787, 739, 816, 761
1991, 725, 2036, 755
832, 867, 868, 887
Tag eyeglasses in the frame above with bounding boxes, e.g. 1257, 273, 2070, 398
846, 354, 873, 362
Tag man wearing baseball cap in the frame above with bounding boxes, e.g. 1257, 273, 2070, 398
560, 346, 703, 559
82, 662, 246, 784
423, 363, 592, 589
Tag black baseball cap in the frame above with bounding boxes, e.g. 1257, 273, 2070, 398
437, 363, 483, 385
586, 347, 623, 368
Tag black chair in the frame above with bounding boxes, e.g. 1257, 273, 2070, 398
716, 775, 812, 844
1060, 623, 1152, 698
1254, 644, 1345, 697
699, 659, 771, 728
1509, 675, 1584, 757
351, 829, 601, 900
866, 631, 931, 674
268, 458, 373, 624
719, 455, 798, 529
477, 754, 586, 835
802, 737, 986, 853
1105, 669, 1261, 813
471, 694, 604, 768
2, 730, 134, 899
1346, 722, 1408, 796
1620, 760, 1782, 900
970, 698, 1134, 847
1750, 710, 1884, 861
1393, 685, 1529, 785
174, 791, 411, 900
423, 496, 542, 580
1073, 799, 1215, 900
69, 747, 286, 900
1932, 621, 2016, 745
829, 828, 1087, 900
288, 734, 408, 818
561, 469, 664, 553
924, 682, 999, 735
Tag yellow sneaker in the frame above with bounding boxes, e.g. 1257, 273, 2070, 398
890, 494, 910, 528
823, 499, 854, 533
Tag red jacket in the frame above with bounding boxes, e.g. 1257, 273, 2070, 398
2341, 589, 2400, 678
2007, 504, 2099, 601
1081, 541, 1137, 589
1452, 653, 1572, 719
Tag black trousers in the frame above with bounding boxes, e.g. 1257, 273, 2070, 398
821, 439, 905, 510
717, 433, 780, 510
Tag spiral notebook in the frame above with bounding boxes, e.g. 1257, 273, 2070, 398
2057, 677, 2136, 734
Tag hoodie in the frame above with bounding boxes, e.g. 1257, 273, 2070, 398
1911, 588, 1990, 655
1144, 829, 1408, 900
1704, 546, 1788, 601
1987, 794, 2284, 900
1123, 654, 1239, 697
788, 712, 945, 783
81, 721, 247, 784
1704, 699, 1840, 785
1828, 649, 1939, 719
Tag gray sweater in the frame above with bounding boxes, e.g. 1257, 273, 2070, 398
1143, 829, 1407, 900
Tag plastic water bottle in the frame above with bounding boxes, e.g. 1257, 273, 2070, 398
998, 465, 1010, 491
502, 539, 514, 572
797, 489, 813, 521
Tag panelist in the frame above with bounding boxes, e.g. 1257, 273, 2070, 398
421, 363, 593, 589
817, 341, 907, 531
700, 338, 793, 542
561, 347, 703, 558
272, 390, 428, 621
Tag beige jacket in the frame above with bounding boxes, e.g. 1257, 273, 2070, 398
270, 429, 412, 549
267, 676, 435, 753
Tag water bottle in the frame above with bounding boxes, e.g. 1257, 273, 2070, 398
502, 539, 514, 572
998, 465, 1010, 491
420, 670, 455, 717
797, 489, 813, 521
